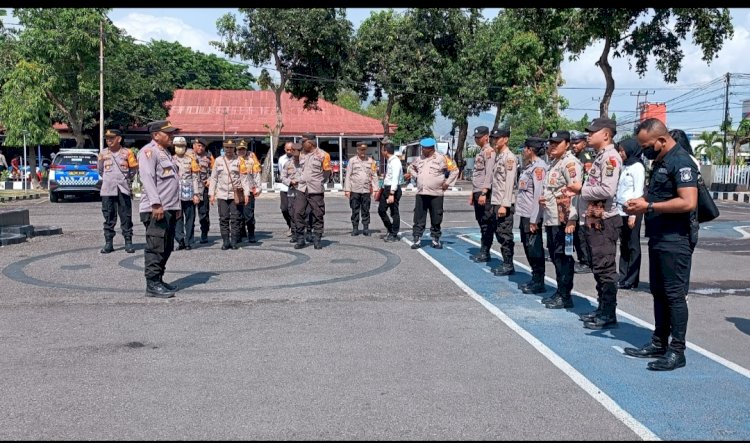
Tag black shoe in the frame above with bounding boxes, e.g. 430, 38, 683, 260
574, 262, 592, 274
294, 240, 306, 249
124, 240, 135, 254
624, 342, 668, 359
160, 278, 177, 292
578, 308, 601, 322
618, 282, 637, 290
472, 250, 490, 262
247, 234, 257, 243
384, 233, 398, 242
221, 240, 230, 250
351, 228, 360, 236
647, 350, 686, 371
411, 237, 421, 249
362, 227, 370, 236
313, 239, 322, 250
185, 245, 192, 250
100, 241, 114, 254
145, 280, 175, 298
518, 279, 533, 290
522, 281, 546, 294
541, 292, 559, 304
230, 243, 240, 250
199, 234, 208, 244
492, 266, 515, 276
379, 233, 389, 239
305, 232, 314, 243
431, 239, 443, 249
176, 242, 186, 251
545, 296, 574, 309
583, 313, 618, 330
290, 237, 297, 243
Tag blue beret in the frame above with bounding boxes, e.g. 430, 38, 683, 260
420, 137, 437, 148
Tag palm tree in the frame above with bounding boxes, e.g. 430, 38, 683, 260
694, 130, 724, 165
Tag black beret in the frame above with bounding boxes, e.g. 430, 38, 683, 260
473, 126, 489, 137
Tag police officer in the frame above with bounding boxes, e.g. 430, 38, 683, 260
490, 128, 517, 276
236, 139, 262, 243
516, 137, 548, 294
378, 142, 403, 242
345, 142, 379, 236
580, 118, 623, 330
172, 136, 200, 250
405, 137, 459, 249
570, 130, 594, 274
468, 126, 496, 262
138, 120, 181, 298
295, 133, 332, 249
540, 130, 583, 309
98, 129, 138, 254
623, 118, 699, 371
208, 139, 251, 250
191, 138, 214, 244
278, 142, 294, 236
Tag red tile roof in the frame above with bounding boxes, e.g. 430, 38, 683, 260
167, 89, 396, 137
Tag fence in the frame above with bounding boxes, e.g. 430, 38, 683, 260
710, 165, 750, 191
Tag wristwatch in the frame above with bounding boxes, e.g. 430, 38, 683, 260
647, 202, 654, 213
480, 191, 487, 196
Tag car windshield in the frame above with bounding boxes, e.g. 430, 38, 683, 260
56, 154, 97, 166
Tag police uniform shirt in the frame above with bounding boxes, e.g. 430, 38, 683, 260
138, 140, 181, 213
471, 142, 496, 193
407, 152, 459, 196
191, 152, 214, 198
277, 154, 291, 193
542, 151, 582, 227
490, 148, 518, 207
344, 155, 378, 194
172, 149, 201, 202
644, 146, 698, 240
516, 158, 547, 224
98, 147, 138, 197
208, 155, 251, 201
581, 144, 622, 220
241, 152, 262, 191
281, 157, 302, 188
298, 147, 331, 194
577, 149, 594, 182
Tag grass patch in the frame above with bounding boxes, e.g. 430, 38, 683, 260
0, 189, 47, 198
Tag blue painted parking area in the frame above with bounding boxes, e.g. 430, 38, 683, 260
697, 220, 750, 240
418, 227, 750, 440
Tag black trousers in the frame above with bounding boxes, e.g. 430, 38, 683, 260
574, 221, 592, 266
546, 225, 574, 298
174, 199, 196, 245
287, 190, 312, 236
349, 192, 371, 227
294, 192, 325, 238
140, 210, 178, 281
238, 195, 256, 236
413, 194, 444, 239
378, 186, 401, 236
619, 214, 643, 287
472, 191, 496, 250
280, 192, 292, 228
217, 198, 241, 243
648, 237, 695, 353
197, 188, 210, 237
101, 190, 133, 240
520, 217, 545, 280
493, 204, 515, 262
585, 216, 623, 310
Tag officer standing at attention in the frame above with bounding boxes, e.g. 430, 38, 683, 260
623, 118, 699, 371
468, 125, 496, 263
208, 139, 251, 250
172, 136, 199, 250
236, 139, 262, 243
490, 128, 517, 276
282, 142, 313, 245
345, 142, 379, 236
405, 137, 459, 249
98, 129, 138, 254
277, 142, 294, 237
138, 120, 182, 298
191, 138, 214, 244
516, 137, 548, 295
295, 133, 332, 250
570, 131, 594, 274
539, 130, 582, 309
579, 118, 623, 330
378, 142, 404, 242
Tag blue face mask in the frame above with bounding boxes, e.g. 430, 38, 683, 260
642, 145, 658, 160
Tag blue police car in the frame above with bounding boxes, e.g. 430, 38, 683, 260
48, 149, 101, 202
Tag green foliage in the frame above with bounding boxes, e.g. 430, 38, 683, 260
0, 60, 59, 147
694, 130, 724, 165
334, 89, 364, 114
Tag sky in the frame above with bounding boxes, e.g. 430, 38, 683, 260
104, 8, 750, 137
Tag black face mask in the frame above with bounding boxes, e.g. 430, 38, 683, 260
642, 145, 659, 160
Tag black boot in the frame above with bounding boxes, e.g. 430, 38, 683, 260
294, 237, 306, 249
145, 279, 175, 298
313, 236, 322, 250
305, 231, 313, 243
492, 263, 515, 276
100, 239, 114, 254
521, 277, 546, 294
290, 232, 298, 243
583, 303, 618, 330
431, 236, 442, 249
200, 232, 208, 244
160, 276, 177, 291
472, 246, 491, 263
579, 298, 601, 321
221, 235, 230, 250
176, 240, 186, 250
362, 225, 370, 236
247, 225, 257, 243
351, 224, 360, 236
541, 291, 559, 304
124, 237, 135, 254
545, 294, 574, 309
518, 278, 534, 290
647, 350, 686, 371
411, 235, 421, 249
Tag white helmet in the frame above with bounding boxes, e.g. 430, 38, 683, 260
173, 136, 187, 146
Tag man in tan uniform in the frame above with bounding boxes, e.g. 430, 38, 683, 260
98, 129, 138, 254
191, 138, 214, 244
236, 139, 262, 243
468, 126, 496, 262
490, 128, 517, 276
405, 137, 458, 249
295, 132, 332, 250
208, 139, 251, 250
172, 136, 200, 250
345, 142, 379, 236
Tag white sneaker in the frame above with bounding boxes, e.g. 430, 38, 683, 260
286, 227, 293, 237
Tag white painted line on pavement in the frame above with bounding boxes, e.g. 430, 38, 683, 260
732, 226, 750, 239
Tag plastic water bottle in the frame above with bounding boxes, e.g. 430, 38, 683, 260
565, 233, 574, 256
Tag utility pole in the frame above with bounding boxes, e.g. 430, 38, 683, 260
99, 19, 104, 153
630, 90, 655, 131
722, 72, 731, 165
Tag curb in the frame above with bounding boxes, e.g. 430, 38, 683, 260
711, 191, 750, 204
0, 192, 46, 203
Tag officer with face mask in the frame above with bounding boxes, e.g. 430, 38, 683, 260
172, 136, 200, 250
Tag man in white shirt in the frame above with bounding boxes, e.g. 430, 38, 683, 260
378, 142, 403, 242
278, 142, 294, 236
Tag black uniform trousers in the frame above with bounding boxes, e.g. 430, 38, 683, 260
472, 191, 496, 250
378, 186, 401, 236
238, 195, 256, 237
294, 192, 325, 239
412, 194, 444, 239
174, 199, 196, 246
493, 204, 515, 262
648, 236, 694, 353
618, 214, 643, 287
197, 187, 211, 237
101, 190, 133, 240
287, 189, 313, 237
349, 192, 371, 227
584, 216, 623, 312
140, 210, 178, 281
280, 192, 292, 228
520, 217, 545, 280
217, 198, 241, 243
546, 225, 574, 298
574, 222, 592, 266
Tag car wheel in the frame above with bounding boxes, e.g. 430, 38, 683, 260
49, 192, 59, 203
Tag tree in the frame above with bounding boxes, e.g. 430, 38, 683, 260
212, 8, 352, 185
0, 60, 59, 189
566, 8, 734, 118
333, 89, 365, 114
694, 130, 724, 165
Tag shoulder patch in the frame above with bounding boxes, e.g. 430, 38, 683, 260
505, 158, 515, 171
484, 150, 492, 159
145, 149, 152, 159
608, 157, 618, 168
679, 167, 693, 183
534, 167, 544, 181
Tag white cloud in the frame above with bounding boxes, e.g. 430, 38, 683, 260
112, 13, 221, 56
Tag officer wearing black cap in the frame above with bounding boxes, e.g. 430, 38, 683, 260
516, 137, 548, 294
98, 129, 138, 254
138, 120, 181, 298
468, 125, 496, 262
489, 128, 517, 276
570, 130, 593, 274
295, 132, 332, 249
191, 138, 214, 243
